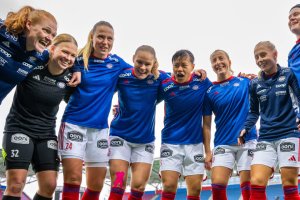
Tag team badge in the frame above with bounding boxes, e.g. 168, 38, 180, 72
278, 76, 286, 82
192, 85, 199, 90
147, 80, 154, 85
106, 63, 113, 69
57, 82, 66, 89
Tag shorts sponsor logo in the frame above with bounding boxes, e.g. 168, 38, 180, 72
145, 145, 154, 154
11, 133, 29, 144
47, 140, 58, 150
110, 138, 124, 147
248, 149, 254, 157
161, 149, 173, 158
97, 139, 108, 149
67, 131, 83, 142
256, 143, 267, 151
280, 142, 295, 152
194, 154, 204, 163
214, 147, 225, 155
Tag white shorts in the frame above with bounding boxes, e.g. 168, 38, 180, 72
160, 143, 204, 177
252, 137, 300, 168
212, 140, 257, 172
108, 136, 155, 164
58, 122, 109, 167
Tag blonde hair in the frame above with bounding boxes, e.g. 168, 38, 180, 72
78, 21, 114, 70
134, 45, 159, 79
254, 41, 277, 78
52, 33, 78, 47
4, 6, 57, 35
210, 49, 234, 74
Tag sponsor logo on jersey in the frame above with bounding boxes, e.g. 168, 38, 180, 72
67, 131, 83, 142
22, 62, 33, 68
179, 85, 190, 90
0, 56, 8, 66
119, 73, 131, 78
160, 149, 173, 158
97, 139, 108, 149
92, 58, 104, 63
259, 95, 267, 102
17, 68, 28, 76
0, 47, 11, 57
64, 75, 71, 82
43, 76, 56, 85
194, 154, 204, 163
214, 147, 225, 155
206, 86, 213, 93
255, 143, 267, 151
257, 89, 267, 95
145, 145, 154, 154
29, 56, 37, 62
110, 138, 124, 147
108, 56, 119, 62
233, 83, 240, 87
34, 65, 44, 70
2, 41, 10, 48
278, 76, 286, 82
192, 85, 199, 90
147, 79, 154, 85
33, 75, 40, 81
280, 142, 295, 152
248, 149, 254, 157
47, 140, 58, 150
5, 31, 18, 41
164, 83, 174, 92
220, 82, 229, 87
275, 91, 286, 96
57, 82, 66, 89
11, 133, 29, 144
106, 63, 113, 69
275, 84, 286, 88
193, 77, 201, 82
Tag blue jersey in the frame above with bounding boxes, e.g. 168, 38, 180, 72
62, 54, 131, 129
110, 69, 170, 143
244, 65, 300, 141
288, 41, 300, 87
0, 20, 49, 104
203, 76, 257, 146
159, 74, 212, 144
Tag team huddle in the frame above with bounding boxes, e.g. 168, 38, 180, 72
0, 3, 300, 200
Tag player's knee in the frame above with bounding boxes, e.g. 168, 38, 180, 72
65, 174, 82, 186
41, 180, 57, 195
7, 181, 25, 195
131, 182, 146, 192
251, 175, 268, 186
163, 181, 177, 192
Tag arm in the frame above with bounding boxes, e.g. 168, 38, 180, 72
288, 70, 300, 130
203, 115, 212, 170
239, 80, 260, 143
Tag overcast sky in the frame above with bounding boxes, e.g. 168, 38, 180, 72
0, 0, 299, 196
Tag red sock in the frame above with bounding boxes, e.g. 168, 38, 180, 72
240, 181, 251, 200
128, 189, 144, 200
62, 183, 80, 200
187, 195, 200, 200
161, 191, 176, 200
250, 185, 266, 200
212, 184, 227, 200
81, 188, 100, 200
108, 187, 124, 200
283, 185, 300, 200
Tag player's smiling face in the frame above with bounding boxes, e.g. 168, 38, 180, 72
92, 25, 114, 59
254, 45, 277, 75
210, 51, 231, 77
173, 56, 194, 83
289, 7, 300, 37
133, 50, 156, 79
50, 41, 77, 71
25, 16, 57, 52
